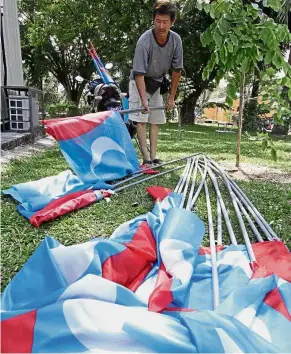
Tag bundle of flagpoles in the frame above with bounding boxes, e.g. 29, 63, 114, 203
108, 153, 281, 310
171, 153, 280, 309
88, 42, 115, 85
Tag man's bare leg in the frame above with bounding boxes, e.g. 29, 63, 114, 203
136, 122, 150, 162
149, 123, 159, 161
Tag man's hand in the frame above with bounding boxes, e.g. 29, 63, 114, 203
135, 75, 149, 114
141, 98, 150, 114
167, 95, 175, 111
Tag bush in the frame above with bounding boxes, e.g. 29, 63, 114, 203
46, 103, 91, 118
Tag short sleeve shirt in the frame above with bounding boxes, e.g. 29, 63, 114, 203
130, 29, 183, 82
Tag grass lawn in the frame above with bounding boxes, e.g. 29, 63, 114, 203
1, 123, 291, 290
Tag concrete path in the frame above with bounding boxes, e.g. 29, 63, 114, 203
1, 135, 55, 166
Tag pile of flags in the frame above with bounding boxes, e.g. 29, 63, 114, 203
2, 44, 290, 351
2, 155, 291, 352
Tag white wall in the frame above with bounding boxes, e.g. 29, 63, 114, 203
1, 0, 24, 87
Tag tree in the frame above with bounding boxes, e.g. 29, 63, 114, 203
243, 0, 291, 132
194, 0, 291, 166
174, 4, 219, 123
19, 0, 154, 105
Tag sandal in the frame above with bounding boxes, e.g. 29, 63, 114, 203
152, 159, 163, 165
141, 160, 153, 167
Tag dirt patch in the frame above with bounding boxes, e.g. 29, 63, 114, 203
220, 162, 291, 184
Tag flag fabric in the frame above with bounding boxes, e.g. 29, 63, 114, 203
2, 192, 291, 353
2, 170, 93, 223
43, 111, 139, 184
3, 111, 139, 226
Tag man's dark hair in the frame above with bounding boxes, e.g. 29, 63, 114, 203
153, 1, 177, 22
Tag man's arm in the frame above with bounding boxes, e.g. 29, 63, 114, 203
135, 75, 149, 112
167, 70, 181, 111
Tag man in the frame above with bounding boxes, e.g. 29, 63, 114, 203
128, 0, 183, 166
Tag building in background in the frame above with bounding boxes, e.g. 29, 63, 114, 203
1, 0, 42, 133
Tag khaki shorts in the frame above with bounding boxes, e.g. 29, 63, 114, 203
128, 80, 166, 124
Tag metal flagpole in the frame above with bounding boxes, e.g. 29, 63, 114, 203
118, 106, 165, 115
175, 158, 192, 193
113, 154, 201, 189
188, 157, 208, 210
114, 164, 185, 193
235, 195, 264, 243
206, 168, 237, 245
176, 159, 192, 195
179, 158, 196, 208
206, 156, 279, 241
205, 159, 257, 264
229, 180, 279, 241
202, 164, 220, 309
229, 182, 275, 241
206, 159, 275, 241
185, 157, 199, 210
217, 195, 223, 245
130, 152, 203, 176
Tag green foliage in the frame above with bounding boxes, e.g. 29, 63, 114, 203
259, 70, 291, 127
244, 131, 278, 161
46, 102, 90, 118
174, 2, 222, 122
19, 0, 153, 104
197, 0, 291, 117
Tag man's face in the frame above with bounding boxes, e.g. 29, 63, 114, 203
153, 14, 174, 37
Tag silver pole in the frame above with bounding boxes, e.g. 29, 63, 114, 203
114, 164, 185, 193
206, 168, 237, 245
205, 159, 257, 263
206, 156, 279, 241
118, 105, 165, 115
174, 160, 190, 193
228, 182, 275, 241
217, 195, 222, 245
178, 105, 182, 141
177, 159, 192, 194
189, 157, 208, 210
180, 158, 196, 208
175, 158, 192, 193
113, 171, 145, 188
114, 153, 202, 189
206, 159, 275, 241
235, 195, 264, 243
229, 180, 279, 241
185, 157, 199, 211
204, 166, 220, 309
130, 152, 203, 176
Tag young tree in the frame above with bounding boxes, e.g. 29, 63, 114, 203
193, 0, 291, 166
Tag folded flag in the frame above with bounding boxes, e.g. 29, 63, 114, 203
2, 192, 291, 352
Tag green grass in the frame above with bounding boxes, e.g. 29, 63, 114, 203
1, 123, 291, 290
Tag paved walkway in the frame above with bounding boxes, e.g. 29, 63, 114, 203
1, 135, 55, 166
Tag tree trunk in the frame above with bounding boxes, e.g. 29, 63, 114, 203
61, 82, 84, 106
236, 73, 246, 168
180, 89, 202, 124
242, 69, 260, 132
68, 88, 83, 106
